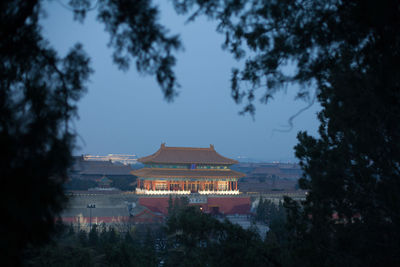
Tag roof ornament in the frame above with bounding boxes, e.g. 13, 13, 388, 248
161, 143, 166, 148
210, 144, 214, 149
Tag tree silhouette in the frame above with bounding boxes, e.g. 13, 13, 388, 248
0, 0, 181, 264
164, 206, 275, 267
171, 0, 400, 265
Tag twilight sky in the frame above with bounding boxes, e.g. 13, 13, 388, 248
40, 0, 320, 162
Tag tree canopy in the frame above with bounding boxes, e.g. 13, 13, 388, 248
171, 0, 400, 265
1, 0, 181, 264
171, 0, 400, 114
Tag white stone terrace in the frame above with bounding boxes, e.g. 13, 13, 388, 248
135, 188, 239, 195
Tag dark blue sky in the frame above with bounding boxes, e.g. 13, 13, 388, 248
40, 1, 320, 162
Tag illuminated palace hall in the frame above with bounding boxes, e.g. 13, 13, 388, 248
133, 144, 245, 195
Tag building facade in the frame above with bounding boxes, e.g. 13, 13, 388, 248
132, 144, 245, 195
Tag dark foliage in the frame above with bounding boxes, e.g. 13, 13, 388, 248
0, 0, 91, 264
21, 201, 315, 267
94, 0, 182, 100
293, 55, 400, 265
167, 195, 189, 218
24, 224, 159, 267
255, 198, 286, 226
164, 206, 277, 267
172, 0, 400, 265
24, 208, 281, 267
171, 0, 400, 113
0, 0, 181, 264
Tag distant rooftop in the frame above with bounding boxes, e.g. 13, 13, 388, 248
72, 157, 133, 175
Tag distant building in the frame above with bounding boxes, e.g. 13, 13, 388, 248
250, 164, 302, 180
70, 156, 134, 181
83, 154, 138, 165
96, 175, 112, 188
234, 162, 302, 180
61, 192, 132, 231
132, 144, 246, 195
235, 162, 303, 193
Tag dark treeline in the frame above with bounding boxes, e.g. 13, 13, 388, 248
23, 222, 159, 267
23, 203, 288, 267
255, 198, 286, 226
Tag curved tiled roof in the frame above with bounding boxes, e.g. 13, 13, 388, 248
131, 168, 245, 178
72, 158, 133, 175
138, 144, 238, 164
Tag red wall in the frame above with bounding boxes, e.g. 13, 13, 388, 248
139, 196, 251, 215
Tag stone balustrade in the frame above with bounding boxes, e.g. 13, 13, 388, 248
135, 188, 191, 195
198, 190, 240, 195
136, 188, 240, 195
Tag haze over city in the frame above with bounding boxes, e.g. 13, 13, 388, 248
41, 1, 320, 162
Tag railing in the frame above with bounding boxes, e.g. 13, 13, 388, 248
135, 188, 240, 195
135, 188, 191, 195
198, 190, 239, 195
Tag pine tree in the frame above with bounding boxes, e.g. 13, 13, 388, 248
171, 1, 400, 265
